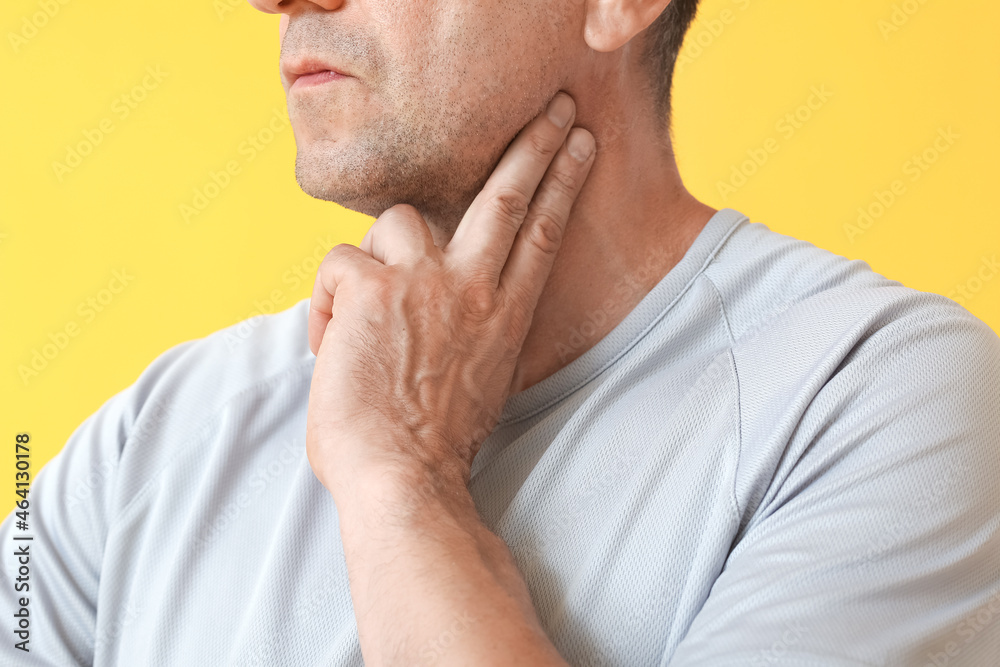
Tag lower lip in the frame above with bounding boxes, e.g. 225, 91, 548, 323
292, 70, 350, 90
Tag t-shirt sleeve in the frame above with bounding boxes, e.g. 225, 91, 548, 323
670, 303, 1000, 665
0, 387, 134, 666
0, 337, 202, 666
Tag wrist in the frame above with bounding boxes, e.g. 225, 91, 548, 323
310, 424, 468, 496
330, 456, 477, 535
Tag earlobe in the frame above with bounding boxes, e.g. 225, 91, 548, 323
584, 0, 672, 52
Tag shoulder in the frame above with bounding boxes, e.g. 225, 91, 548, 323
702, 218, 999, 394
124, 297, 315, 440
700, 218, 1000, 514
26, 298, 316, 577
65, 298, 315, 512
672, 222, 1000, 661
703, 219, 907, 341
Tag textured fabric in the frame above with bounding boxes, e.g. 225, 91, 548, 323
3, 208, 999, 666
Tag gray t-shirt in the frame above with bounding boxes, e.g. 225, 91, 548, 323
3, 208, 999, 666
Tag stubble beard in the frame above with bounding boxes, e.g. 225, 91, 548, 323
282, 12, 552, 240
292, 93, 493, 239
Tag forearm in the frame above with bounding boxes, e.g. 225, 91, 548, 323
334, 466, 567, 667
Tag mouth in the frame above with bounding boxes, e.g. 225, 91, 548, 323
283, 57, 353, 91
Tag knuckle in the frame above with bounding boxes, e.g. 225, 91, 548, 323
325, 243, 356, 262
333, 260, 388, 299
487, 187, 531, 226
526, 131, 555, 159
382, 202, 420, 218
323, 243, 367, 275
548, 167, 580, 196
524, 211, 565, 256
380, 203, 422, 227
320, 244, 358, 278
459, 279, 496, 319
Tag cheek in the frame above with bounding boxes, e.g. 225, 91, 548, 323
378, 2, 565, 151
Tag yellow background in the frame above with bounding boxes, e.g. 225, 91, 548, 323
2, 0, 998, 505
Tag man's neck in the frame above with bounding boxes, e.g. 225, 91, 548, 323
507, 177, 715, 396
506, 68, 717, 395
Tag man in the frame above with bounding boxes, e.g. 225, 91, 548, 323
3, 0, 998, 665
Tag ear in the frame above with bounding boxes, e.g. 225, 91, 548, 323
583, 0, 673, 52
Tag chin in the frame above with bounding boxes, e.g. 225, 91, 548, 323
293, 138, 491, 232
294, 146, 396, 218
296, 175, 377, 217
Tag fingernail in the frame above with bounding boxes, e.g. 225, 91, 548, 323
567, 129, 595, 161
547, 93, 574, 129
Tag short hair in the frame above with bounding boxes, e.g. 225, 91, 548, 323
642, 0, 702, 121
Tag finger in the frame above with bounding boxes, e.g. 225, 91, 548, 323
499, 127, 595, 319
445, 92, 577, 282
359, 204, 437, 265
308, 243, 382, 356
